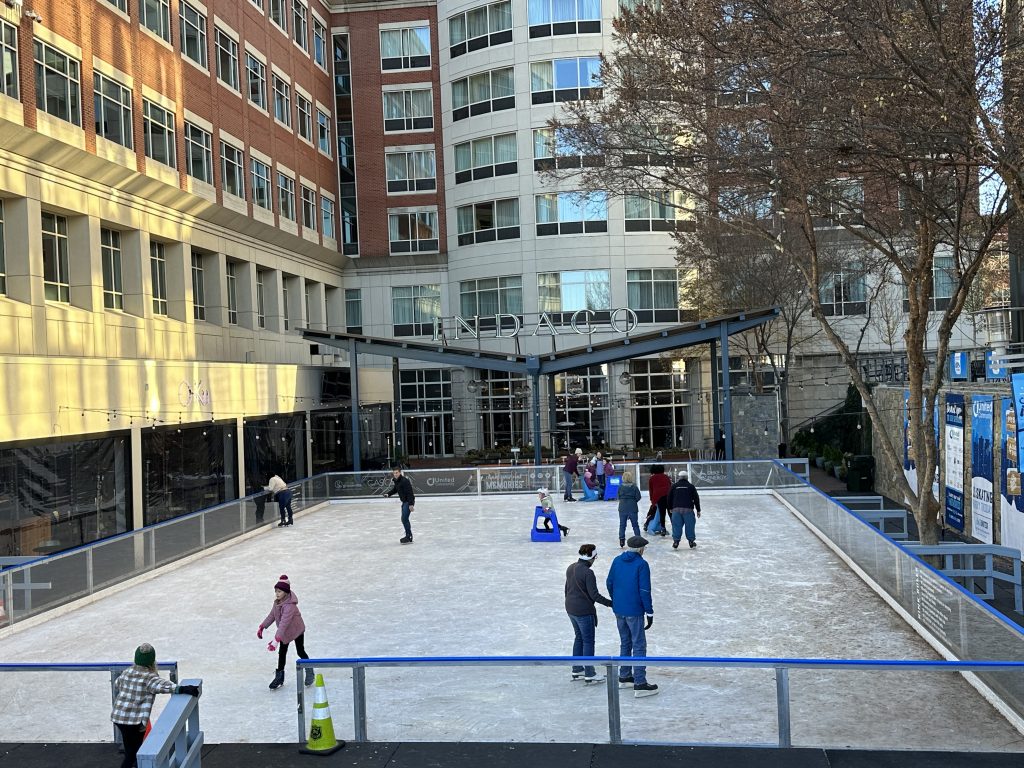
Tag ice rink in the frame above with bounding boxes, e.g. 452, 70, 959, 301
2, 491, 1023, 750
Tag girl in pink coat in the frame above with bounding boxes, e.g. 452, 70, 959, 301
257, 574, 314, 690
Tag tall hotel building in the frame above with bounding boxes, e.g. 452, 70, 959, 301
0, 0, 697, 556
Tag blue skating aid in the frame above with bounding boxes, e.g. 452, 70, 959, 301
531, 505, 562, 542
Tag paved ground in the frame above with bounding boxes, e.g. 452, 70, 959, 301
4, 742, 1024, 768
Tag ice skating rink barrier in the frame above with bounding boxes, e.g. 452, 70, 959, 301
293, 655, 1024, 747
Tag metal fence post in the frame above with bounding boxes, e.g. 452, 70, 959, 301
86, 548, 94, 594
297, 663, 305, 744
476, 468, 482, 496
352, 666, 368, 741
775, 667, 792, 748
3, 573, 13, 627
606, 663, 621, 744
200, 511, 207, 549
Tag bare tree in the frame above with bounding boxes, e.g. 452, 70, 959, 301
549, 0, 1017, 543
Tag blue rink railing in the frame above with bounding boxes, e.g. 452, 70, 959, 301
294, 655, 1024, 748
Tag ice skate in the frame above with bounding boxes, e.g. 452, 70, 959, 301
633, 682, 659, 698
400, 535, 413, 544
618, 676, 634, 688
269, 670, 285, 690
584, 674, 605, 684
571, 672, 586, 681
304, 667, 315, 686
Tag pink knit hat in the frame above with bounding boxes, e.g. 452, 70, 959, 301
274, 574, 291, 593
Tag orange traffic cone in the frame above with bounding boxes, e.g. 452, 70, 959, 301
299, 673, 344, 755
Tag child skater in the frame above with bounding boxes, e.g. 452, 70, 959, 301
257, 575, 315, 690
537, 488, 569, 536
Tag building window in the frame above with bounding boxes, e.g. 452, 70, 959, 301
278, 173, 296, 220
282, 281, 290, 331
192, 253, 205, 320
296, 93, 312, 141
0, 201, 5, 295
270, 0, 288, 33
392, 284, 440, 335
529, 0, 601, 36
627, 268, 678, 322
460, 276, 522, 316
933, 254, 956, 309
389, 212, 438, 254
531, 57, 601, 104
383, 89, 433, 132
34, 40, 81, 126
454, 133, 517, 184
628, 358, 692, 450
273, 75, 291, 125
101, 228, 124, 310
456, 199, 520, 246
292, 0, 308, 49
142, 0, 172, 42
180, 2, 208, 68
215, 29, 239, 90
533, 127, 602, 170
535, 192, 607, 236
624, 191, 692, 232
226, 262, 238, 324
313, 19, 327, 68
316, 109, 331, 154
451, 68, 513, 121
716, 187, 773, 221
220, 141, 245, 198
301, 185, 317, 230
247, 53, 267, 109
93, 73, 133, 148
256, 269, 266, 328
250, 0, 264, 9
449, 1, 512, 58
345, 288, 362, 332
399, 369, 455, 455
251, 159, 272, 209
321, 197, 336, 239
1, 21, 19, 100
184, 122, 213, 184
812, 178, 865, 226
385, 150, 436, 193
380, 26, 430, 70
41, 212, 70, 303
143, 99, 176, 168
820, 265, 866, 316
150, 241, 168, 316
102, 0, 129, 11
538, 270, 610, 312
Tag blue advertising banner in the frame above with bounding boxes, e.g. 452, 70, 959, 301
903, 389, 916, 495
1001, 397, 1024, 553
1013, 374, 1024, 472
987, 351, 1007, 381
944, 393, 965, 530
949, 352, 969, 381
970, 396, 994, 543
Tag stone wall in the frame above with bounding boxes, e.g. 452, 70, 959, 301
733, 393, 779, 459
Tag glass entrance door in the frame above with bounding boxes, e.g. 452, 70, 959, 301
403, 414, 453, 457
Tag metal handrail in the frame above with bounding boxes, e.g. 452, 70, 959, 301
294, 655, 1024, 748
137, 678, 203, 768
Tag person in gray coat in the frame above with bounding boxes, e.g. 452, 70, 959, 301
565, 543, 613, 683
617, 471, 643, 547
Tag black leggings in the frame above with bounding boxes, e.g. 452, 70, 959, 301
116, 722, 146, 768
277, 632, 309, 671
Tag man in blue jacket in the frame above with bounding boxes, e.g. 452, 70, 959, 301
606, 535, 658, 697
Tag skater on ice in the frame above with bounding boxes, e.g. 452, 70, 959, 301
537, 488, 569, 536
616, 471, 643, 547
562, 448, 583, 502
385, 466, 416, 544
565, 543, 613, 683
265, 473, 294, 527
668, 469, 701, 549
110, 643, 199, 768
645, 464, 671, 537
257, 575, 315, 690
607, 536, 658, 697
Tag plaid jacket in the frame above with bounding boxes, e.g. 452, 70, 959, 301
110, 666, 177, 725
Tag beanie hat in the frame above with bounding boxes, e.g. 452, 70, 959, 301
274, 574, 291, 593
134, 643, 156, 668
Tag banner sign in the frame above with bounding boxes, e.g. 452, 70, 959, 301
944, 393, 965, 531
986, 351, 1007, 381
1001, 397, 1024, 554
903, 390, 917, 496
970, 396, 994, 543
949, 352, 969, 381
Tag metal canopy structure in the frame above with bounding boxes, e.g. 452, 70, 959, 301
304, 306, 780, 468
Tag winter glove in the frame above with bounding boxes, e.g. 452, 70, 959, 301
645, 614, 654, 630
177, 685, 200, 697
696, 510, 701, 518
256, 626, 264, 639
267, 641, 278, 652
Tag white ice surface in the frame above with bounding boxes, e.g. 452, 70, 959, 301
1, 492, 1023, 750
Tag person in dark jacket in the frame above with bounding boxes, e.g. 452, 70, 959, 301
646, 464, 671, 536
385, 466, 416, 544
606, 536, 658, 697
562, 448, 583, 502
565, 543, 613, 683
668, 469, 701, 549
616, 471, 643, 547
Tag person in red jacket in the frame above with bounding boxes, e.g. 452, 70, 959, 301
645, 465, 671, 537
258, 575, 315, 690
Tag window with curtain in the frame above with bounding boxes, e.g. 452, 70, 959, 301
531, 57, 601, 103
451, 67, 514, 121
529, 0, 602, 35
385, 150, 436, 193
532, 126, 603, 170
820, 264, 866, 316
383, 89, 433, 131
455, 198, 520, 245
380, 26, 431, 70
627, 268, 678, 322
537, 270, 610, 311
392, 284, 440, 335
460, 276, 523, 316
388, 211, 439, 253
449, 1, 512, 57
624, 190, 692, 231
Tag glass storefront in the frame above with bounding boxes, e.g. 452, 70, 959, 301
629, 358, 696, 449
552, 366, 609, 451
142, 422, 237, 525
243, 413, 307, 489
0, 432, 131, 556
400, 369, 454, 457
477, 370, 531, 449
311, 404, 393, 473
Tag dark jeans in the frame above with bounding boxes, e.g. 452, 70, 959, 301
616, 614, 648, 685
401, 502, 413, 537
671, 508, 696, 543
116, 721, 146, 768
276, 490, 294, 524
277, 632, 309, 671
618, 511, 641, 540
563, 471, 576, 500
568, 613, 597, 677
